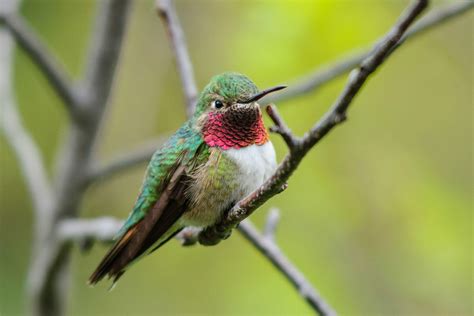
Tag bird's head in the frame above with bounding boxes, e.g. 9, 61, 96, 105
194, 72, 285, 150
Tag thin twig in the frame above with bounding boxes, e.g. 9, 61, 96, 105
57, 217, 123, 243
395, 0, 474, 49
21, 1, 132, 315
266, 1, 472, 104
198, 0, 428, 245
0, 15, 54, 229
86, 135, 169, 184
266, 104, 300, 150
82, 0, 131, 114
266, 51, 367, 104
156, 0, 198, 116
238, 220, 336, 316
0, 13, 81, 117
263, 208, 280, 241
56, 214, 335, 315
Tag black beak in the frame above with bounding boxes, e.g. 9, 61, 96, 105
239, 85, 287, 104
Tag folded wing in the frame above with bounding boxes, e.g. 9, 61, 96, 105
88, 161, 191, 285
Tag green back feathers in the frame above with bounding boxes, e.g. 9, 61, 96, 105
194, 72, 259, 116
117, 121, 205, 237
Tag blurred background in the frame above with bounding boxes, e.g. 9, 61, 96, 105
0, 0, 472, 315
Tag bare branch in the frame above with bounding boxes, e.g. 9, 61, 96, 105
395, 0, 474, 49
87, 0, 201, 184
52, 0, 132, 221
198, 0, 428, 245
266, 1, 472, 104
57, 216, 202, 249
57, 213, 335, 315
57, 217, 123, 243
0, 13, 81, 116
266, 51, 367, 104
266, 104, 300, 150
86, 135, 169, 184
83, 0, 131, 113
82, 0, 198, 182
263, 208, 280, 240
238, 220, 336, 316
24, 1, 132, 315
0, 16, 54, 228
156, 0, 198, 117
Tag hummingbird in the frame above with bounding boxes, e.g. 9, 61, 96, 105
88, 72, 286, 285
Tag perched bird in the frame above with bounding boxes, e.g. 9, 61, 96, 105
88, 72, 286, 285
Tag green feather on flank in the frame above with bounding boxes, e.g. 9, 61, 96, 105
116, 121, 205, 238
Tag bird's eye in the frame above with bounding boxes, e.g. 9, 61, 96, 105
212, 100, 224, 109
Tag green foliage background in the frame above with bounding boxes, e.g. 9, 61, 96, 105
0, 0, 472, 315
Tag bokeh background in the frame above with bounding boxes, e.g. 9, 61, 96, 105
1, 0, 472, 315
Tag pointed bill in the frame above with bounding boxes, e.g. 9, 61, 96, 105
239, 85, 287, 104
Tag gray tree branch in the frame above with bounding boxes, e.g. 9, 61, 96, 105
82, 0, 131, 115
0, 12, 81, 117
262, 207, 280, 241
197, 0, 428, 245
238, 219, 337, 316
265, 1, 473, 104
86, 135, 169, 184
1, 1, 133, 315
156, 0, 198, 116
56, 210, 336, 316
0, 2, 54, 234
57, 217, 123, 244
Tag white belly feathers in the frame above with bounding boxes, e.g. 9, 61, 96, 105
182, 141, 277, 227
224, 141, 277, 197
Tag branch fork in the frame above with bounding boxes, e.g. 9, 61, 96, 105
266, 104, 302, 151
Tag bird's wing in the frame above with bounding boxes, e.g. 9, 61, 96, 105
89, 126, 206, 285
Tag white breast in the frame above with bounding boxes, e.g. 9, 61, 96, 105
224, 142, 277, 197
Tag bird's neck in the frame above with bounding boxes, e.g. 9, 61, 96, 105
202, 107, 269, 150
